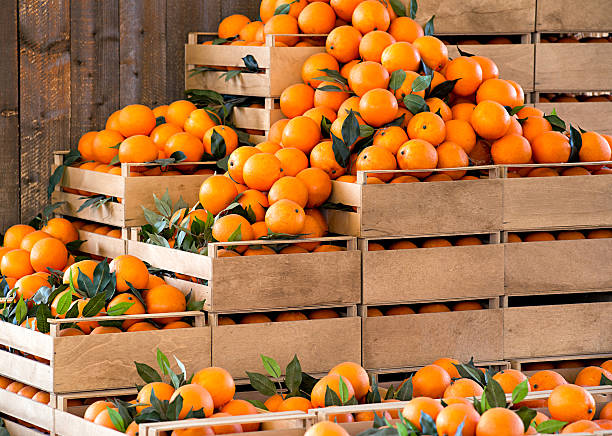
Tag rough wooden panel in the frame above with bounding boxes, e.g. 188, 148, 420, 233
4, 420, 48, 436
363, 244, 504, 304
212, 317, 361, 379
232, 107, 284, 131
53, 327, 211, 392
119, 0, 144, 105
19, 0, 71, 223
0, 349, 53, 392
506, 239, 612, 295
535, 44, 612, 92
503, 176, 612, 230
411, 0, 536, 34
504, 303, 612, 358
78, 230, 127, 258
222, 0, 259, 20
537, 0, 612, 32
0, 0, 20, 232
52, 191, 127, 227
0, 319, 53, 358
536, 103, 612, 136
363, 310, 503, 369
141, 0, 167, 107
447, 44, 534, 91
0, 388, 53, 430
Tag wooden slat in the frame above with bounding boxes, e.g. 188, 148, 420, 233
0, 0, 19, 232
268, 47, 327, 96
0, 320, 53, 358
19, 0, 70, 223
51, 191, 127, 227
119, 0, 144, 105
78, 229, 127, 257
0, 348, 53, 392
362, 244, 504, 305
504, 302, 612, 358
363, 309, 504, 369
505, 239, 612, 295
0, 388, 54, 430
222, 0, 259, 20
232, 106, 284, 131
54, 407, 124, 436
536, 0, 612, 32
3, 420, 48, 436
127, 240, 213, 280
141, 0, 167, 107
535, 103, 612, 136
62, 165, 126, 197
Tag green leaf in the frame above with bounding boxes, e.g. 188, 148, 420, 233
313, 68, 348, 86
389, 69, 407, 92
331, 133, 350, 169
544, 112, 567, 132
35, 304, 52, 334
511, 380, 529, 405
227, 224, 242, 242
82, 292, 107, 317
242, 55, 260, 73
568, 124, 583, 162
15, 296, 27, 324
324, 385, 342, 407
385, 384, 395, 400
342, 110, 360, 147
483, 378, 507, 409
106, 302, 134, 316
186, 299, 205, 311
515, 407, 537, 433
321, 116, 332, 138
510, 105, 525, 116
388, 0, 406, 17
424, 15, 435, 36
601, 373, 612, 385
107, 407, 126, 432
427, 79, 460, 100
261, 355, 282, 379
338, 376, 349, 404
246, 371, 277, 397
360, 125, 375, 138
247, 399, 268, 410
110, 155, 120, 165
317, 84, 347, 92
217, 154, 231, 172
274, 3, 291, 15
285, 355, 302, 394
454, 361, 486, 387
457, 46, 476, 57
395, 376, 413, 401
220, 69, 243, 82
300, 371, 319, 394
56, 290, 73, 316
135, 362, 162, 383
403, 94, 429, 115
409, 0, 418, 19
412, 75, 433, 93
420, 412, 437, 435
157, 349, 171, 376
536, 419, 568, 434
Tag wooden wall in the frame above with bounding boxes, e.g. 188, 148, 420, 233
0, 0, 260, 232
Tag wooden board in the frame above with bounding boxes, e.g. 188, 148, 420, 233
3, 420, 49, 436
212, 317, 361, 379
119, 0, 144, 106
447, 45, 534, 92
363, 309, 503, 370
504, 302, 612, 358
232, 106, 284, 132
54, 408, 124, 436
78, 229, 127, 258
502, 174, 612, 230
535, 102, 612, 136
0, 388, 53, 431
537, 0, 612, 32
362, 244, 504, 304
535, 44, 612, 92
329, 178, 503, 238
412, 0, 536, 35
505, 238, 612, 295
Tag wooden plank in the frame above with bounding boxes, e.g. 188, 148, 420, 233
0, 0, 19, 232
505, 239, 612, 295
232, 106, 284, 131
222, 0, 259, 20
269, 47, 327, 96
3, 420, 48, 436
62, 166, 126, 197
19, 0, 70, 223
0, 388, 54, 430
363, 309, 503, 369
362, 244, 504, 305
535, 44, 612, 92
78, 230, 127, 258
535, 103, 612, 136
141, 0, 167, 107
212, 317, 361, 379
54, 408, 124, 436
446, 44, 534, 92
119, 0, 144, 106
504, 302, 612, 358
412, 0, 536, 35
0, 348, 53, 392
185, 43, 273, 69
502, 175, 612, 230
52, 191, 126, 228
0, 321, 53, 358
537, 0, 612, 32
127, 240, 213, 280
186, 71, 274, 98
52, 326, 211, 392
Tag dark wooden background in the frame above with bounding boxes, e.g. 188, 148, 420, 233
0, 0, 260, 232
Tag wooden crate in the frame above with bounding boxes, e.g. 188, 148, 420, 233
327, 167, 503, 238
77, 228, 127, 258
510, 353, 612, 383
535, 102, 612, 136
185, 33, 325, 98
501, 163, 612, 231
127, 237, 361, 313
2, 420, 48, 436
232, 100, 284, 134
447, 44, 534, 92
0, 387, 54, 433
211, 307, 361, 380
361, 302, 503, 370
537, 0, 612, 32
360, 235, 504, 305
505, 235, 612, 295
412, 0, 536, 35
51, 152, 212, 229
504, 297, 612, 359
535, 43, 612, 92
0, 312, 210, 394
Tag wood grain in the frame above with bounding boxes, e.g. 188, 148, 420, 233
54, 407, 126, 436
19, 0, 71, 223
504, 302, 612, 358
363, 309, 504, 369
0, 348, 53, 392
362, 244, 504, 304
222, 0, 259, 20
536, 0, 612, 32
3, 420, 48, 436
0, 388, 53, 430
141, 0, 167, 108
78, 230, 127, 258
535, 103, 612, 136
0, 0, 20, 232
119, 0, 144, 106
0, 320, 53, 358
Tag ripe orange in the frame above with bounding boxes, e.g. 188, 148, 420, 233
166, 100, 197, 128
78, 131, 98, 160
358, 30, 395, 63
184, 109, 218, 139
192, 367, 236, 409
20, 230, 52, 252
221, 399, 260, 432
476, 407, 524, 436
476, 79, 518, 107
302, 53, 340, 88
165, 132, 204, 162
311, 374, 355, 408
314, 81, 350, 112
296, 168, 332, 207
352, 0, 390, 33
212, 215, 254, 249
426, 98, 452, 122
397, 139, 438, 176
84, 401, 115, 422
170, 384, 214, 419
444, 119, 477, 153
228, 147, 260, 185
199, 175, 238, 215
444, 378, 484, 398
242, 153, 282, 191
275, 0, 307, 18
269, 119, 290, 144
118, 104, 156, 137
470, 100, 511, 140
413, 364, 451, 398
491, 134, 532, 164
436, 403, 480, 436
348, 61, 390, 97
268, 176, 309, 208
575, 366, 612, 387
280, 83, 315, 118
305, 421, 350, 436
4, 224, 36, 249
407, 112, 446, 146
273, 148, 308, 178
329, 362, 370, 400
529, 370, 568, 391
388, 16, 424, 43
493, 369, 528, 394
373, 126, 408, 155
548, 384, 596, 422
561, 420, 601, 434
264, 14, 299, 46
446, 57, 483, 96
107, 293, 145, 329
355, 145, 397, 182
42, 218, 79, 245
299, 2, 336, 34
137, 382, 175, 413
326, 25, 362, 63
277, 396, 313, 413
401, 397, 443, 430
472, 56, 499, 81
432, 358, 460, 379
236, 190, 268, 222
239, 21, 264, 43
413, 35, 448, 71
359, 89, 398, 127
119, 135, 158, 163
437, 141, 469, 179
265, 199, 306, 234
522, 116, 552, 144
63, 259, 97, 288
151, 123, 183, 151
580, 131, 611, 162
218, 14, 251, 39
144, 285, 187, 323
109, 254, 149, 291
203, 126, 238, 157
381, 41, 421, 73
531, 131, 571, 163
451, 103, 476, 122
93, 129, 124, 164
15, 274, 49, 300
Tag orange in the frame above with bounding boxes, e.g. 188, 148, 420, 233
329, 362, 370, 400
275, 0, 307, 18
470, 100, 511, 140
476, 407, 523, 436
491, 134, 532, 164
163, 321, 191, 330
14, 274, 49, 300
263, 14, 299, 46
281, 245, 309, 254
388, 240, 418, 249
107, 293, 144, 330
242, 153, 282, 191
359, 89, 398, 127
433, 358, 460, 379
413, 35, 448, 71
265, 199, 306, 234
311, 374, 355, 408
109, 254, 149, 291
437, 141, 469, 179
397, 139, 438, 176
277, 396, 313, 413
166, 100, 197, 128
17, 385, 39, 399
84, 400, 115, 422
228, 146, 260, 185
269, 119, 290, 144
444, 378, 484, 398
304, 107, 338, 127
562, 167, 590, 176
32, 390, 50, 404
388, 16, 424, 43
280, 83, 315, 118
299, 2, 336, 34
78, 131, 98, 160
348, 61, 390, 97
305, 421, 350, 436
29, 237, 67, 273
446, 57, 483, 96
296, 167, 332, 207
203, 125, 238, 157
93, 129, 124, 164
221, 399, 260, 432
517, 107, 544, 119
192, 367, 235, 409
153, 105, 168, 118
358, 30, 395, 63
237, 189, 268, 222
337, 96, 360, 118
407, 112, 446, 146
508, 80, 524, 106
472, 56, 499, 81
309, 141, 346, 179
444, 119, 477, 153
373, 126, 408, 155
549, 384, 596, 422
272, 148, 309, 179
144, 285, 187, 323
381, 41, 421, 73
302, 53, 340, 88
118, 104, 156, 137
426, 98, 452, 122
385, 305, 416, 315
352, 0, 390, 33
4, 224, 36, 249
218, 14, 251, 39
401, 397, 443, 430
529, 370, 568, 391
63, 259, 97, 288
531, 131, 571, 163
355, 145, 397, 182
240, 313, 271, 324
305, 208, 328, 235
476, 79, 518, 107
492, 369, 528, 394
105, 110, 121, 131
42, 217, 79, 245
314, 81, 350, 112
264, 394, 284, 412
418, 302, 451, 311
528, 167, 559, 178
580, 131, 611, 162
451, 103, 476, 122
170, 384, 214, 419
522, 116, 552, 144
119, 135, 158, 163
276, 310, 308, 321
239, 21, 264, 43
326, 25, 362, 63
184, 109, 218, 140
330, 0, 362, 20
20, 230, 52, 252
212, 214, 254, 247
127, 322, 158, 332
601, 402, 612, 420
199, 175, 239, 215
557, 230, 586, 239
524, 232, 555, 242
436, 403, 480, 436
137, 382, 175, 413
575, 366, 612, 387
93, 408, 120, 429
413, 364, 451, 398
561, 420, 601, 434
255, 141, 281, 155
